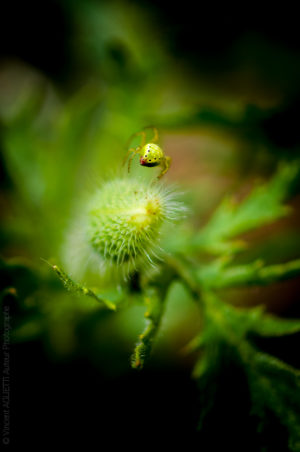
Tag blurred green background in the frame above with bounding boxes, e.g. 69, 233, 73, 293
1, 1, 300, 449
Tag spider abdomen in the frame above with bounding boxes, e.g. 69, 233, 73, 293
140, 143, 163, 167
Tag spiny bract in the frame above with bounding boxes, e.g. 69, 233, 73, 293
87, 178, 182, 272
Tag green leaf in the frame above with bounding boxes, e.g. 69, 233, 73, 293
246, 308, 300, 338
197, 258, 300, 289
202, 291, 300, 339
242, 345, 300, 452
190, 291, 300, 450
193, 162, 300, 256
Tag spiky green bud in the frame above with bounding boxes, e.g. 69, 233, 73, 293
86, 178, 182, 273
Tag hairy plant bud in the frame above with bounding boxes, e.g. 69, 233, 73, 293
86, 178, 183, 273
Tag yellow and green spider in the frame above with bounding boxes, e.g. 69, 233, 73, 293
123, 126, 171, 180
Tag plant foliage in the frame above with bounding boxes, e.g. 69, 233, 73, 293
45, 161, 300, 451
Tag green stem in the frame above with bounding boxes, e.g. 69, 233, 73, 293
165, 255, 202, 301
45, 260, 117, 311
131, 289, 165, 369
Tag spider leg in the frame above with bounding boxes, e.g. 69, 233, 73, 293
143, 125, 159, 143
123, 130, 146, 171
157, 156, 171, 180
126, 130, 146, 150
123, 126, 159, 172
127, 147, 141, 173
122, 147, 135, 167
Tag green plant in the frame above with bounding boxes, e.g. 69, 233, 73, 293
49, 161, 300, 450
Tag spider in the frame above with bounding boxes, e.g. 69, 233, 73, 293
123, 126, 171, 180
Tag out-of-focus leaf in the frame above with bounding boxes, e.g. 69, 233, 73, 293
243, 345, 300, 452
197, 258, 300, 289
247, 309, 300, 337
193, 162, 300, 256
190, 292, 300, 450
